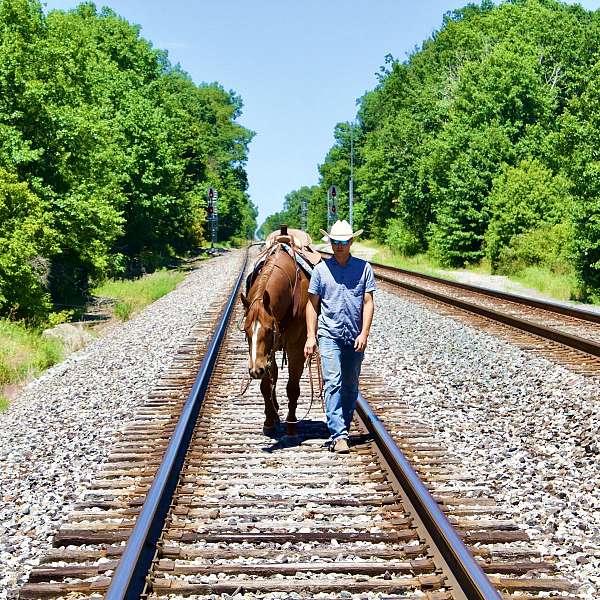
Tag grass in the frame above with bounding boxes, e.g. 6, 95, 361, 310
509, 266, 579, 302
0, 268, 186, 410
0, 319, 63, 411
359, 240, 445, 278
92, 269, 186, 321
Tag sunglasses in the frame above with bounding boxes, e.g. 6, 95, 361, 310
331, 239, 351, 246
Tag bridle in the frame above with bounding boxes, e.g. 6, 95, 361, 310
242, 297, 281, 370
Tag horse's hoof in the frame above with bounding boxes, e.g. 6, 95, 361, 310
262, 422, 279, 437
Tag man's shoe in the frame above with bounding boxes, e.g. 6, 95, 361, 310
331, 437, 350, 454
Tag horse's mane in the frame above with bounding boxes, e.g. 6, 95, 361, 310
250, 257, 277, 302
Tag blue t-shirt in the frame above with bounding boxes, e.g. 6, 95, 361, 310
308, 256, 376, 345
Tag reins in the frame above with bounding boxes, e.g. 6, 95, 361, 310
288, 350, 325, 424
238, 349, 324, 425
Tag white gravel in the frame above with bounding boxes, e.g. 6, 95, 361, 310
0, 249, 244, 599
368, 288, 600, 598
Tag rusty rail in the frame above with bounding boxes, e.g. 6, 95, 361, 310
320, 250, 600, 323
320, 251, 600, 358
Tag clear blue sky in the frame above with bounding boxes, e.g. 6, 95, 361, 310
43, 0, 600, 227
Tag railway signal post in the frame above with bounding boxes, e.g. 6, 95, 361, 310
207, 187, 218, 248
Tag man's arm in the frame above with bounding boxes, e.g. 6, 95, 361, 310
354, 291, 374, 352
304, 293, 320, 358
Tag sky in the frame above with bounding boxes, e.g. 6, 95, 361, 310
43, 0, 600, 227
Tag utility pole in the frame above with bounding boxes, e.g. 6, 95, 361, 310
349, 121, 354, 229
328, 185, 338, 231
301, 196, 307, 231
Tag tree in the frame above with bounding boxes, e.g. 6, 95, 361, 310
0, 0, 255, 317
0, 169, 55, 320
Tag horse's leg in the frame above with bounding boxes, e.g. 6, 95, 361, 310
285, 346, 304, 437
260, 361, 279, 434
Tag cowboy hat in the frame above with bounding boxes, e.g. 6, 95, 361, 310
319, 219, 364, 242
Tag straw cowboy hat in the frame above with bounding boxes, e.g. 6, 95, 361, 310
320, 219, 364, 242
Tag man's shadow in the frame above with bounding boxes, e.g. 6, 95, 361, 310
261, 421, 373, 453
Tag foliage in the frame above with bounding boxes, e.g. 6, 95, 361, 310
495, 223, 572, 275
264, 0, 600, 295
384, 219, 422, 256
0, 169, 55, 320
0, 0, 254, 319
556, 60, 600, 295
485, 159, 571, 271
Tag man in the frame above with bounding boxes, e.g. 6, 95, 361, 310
304, 220, 376, 454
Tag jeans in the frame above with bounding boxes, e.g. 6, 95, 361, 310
318, 336, 364, 441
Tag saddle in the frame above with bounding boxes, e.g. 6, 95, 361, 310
264, 228, 322, 267
245, 227, 322, 318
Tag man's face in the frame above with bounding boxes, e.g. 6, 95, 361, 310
331, 238, 352, 259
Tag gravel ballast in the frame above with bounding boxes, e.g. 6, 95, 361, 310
0, 250, 244, 598
367, 288, 600, 598
2, 250, 598, 598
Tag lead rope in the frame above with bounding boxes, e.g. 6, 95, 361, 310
288, 350, 324, 424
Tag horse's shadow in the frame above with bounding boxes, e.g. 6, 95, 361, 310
261, 419, 328, 452
260, 421, 374, 453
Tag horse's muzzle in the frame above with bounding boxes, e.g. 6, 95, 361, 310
249, 367, 265, 379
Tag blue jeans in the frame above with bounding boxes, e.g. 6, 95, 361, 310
319, 336, 364, 441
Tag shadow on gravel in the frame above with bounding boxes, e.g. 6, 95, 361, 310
349, 433, 374, 447
261, 419, 328, 452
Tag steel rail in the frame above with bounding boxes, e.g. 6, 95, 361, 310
319, 250, 600, 323
106, 251, 248, 600
374, 270, 600, 357
356, 392, 502, 600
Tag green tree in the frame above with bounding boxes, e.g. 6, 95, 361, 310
0, 0, 255, 317
0, 169, 55, 319
556, 61, 600, 293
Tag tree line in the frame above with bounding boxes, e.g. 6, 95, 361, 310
0, 0, 256, 322
262, 0, 600, 298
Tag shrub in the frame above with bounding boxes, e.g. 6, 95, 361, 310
0, 169, 56, 321
495, 223, 572, 275
485, 160, 571, 271
384, 219, 422, 256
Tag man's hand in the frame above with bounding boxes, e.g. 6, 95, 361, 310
304, 335, 317, 358
354, 332, 368, 352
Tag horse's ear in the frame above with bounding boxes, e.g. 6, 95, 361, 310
262, 290, 271, 313
240, 293, 250, 310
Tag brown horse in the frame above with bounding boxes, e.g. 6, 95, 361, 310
240, 242, 310, 437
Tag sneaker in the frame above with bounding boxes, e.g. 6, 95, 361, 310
331, 437, 350, 454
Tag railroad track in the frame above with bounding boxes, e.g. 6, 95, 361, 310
322, 251, 600, 375
21, 250, 575, 599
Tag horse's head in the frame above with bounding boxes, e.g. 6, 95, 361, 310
241, 290, 278, 379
